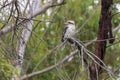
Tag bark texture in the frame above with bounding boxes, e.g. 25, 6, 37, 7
89, 0, 114, 80
12, 0, 41, 79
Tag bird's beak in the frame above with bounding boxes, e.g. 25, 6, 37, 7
64, 22, 67, 25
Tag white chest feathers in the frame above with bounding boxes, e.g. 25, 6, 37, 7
64, 25, 75, 38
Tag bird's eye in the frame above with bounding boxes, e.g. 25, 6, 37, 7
68, 22, 74, 24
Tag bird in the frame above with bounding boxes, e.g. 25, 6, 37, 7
61, 20, 88, 64
61, 20, 76, 43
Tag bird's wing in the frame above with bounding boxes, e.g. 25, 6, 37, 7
61, 27, 68, 42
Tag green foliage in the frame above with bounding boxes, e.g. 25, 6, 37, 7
23, 0, 120, 80
0, 0, 120, 80
0, 54, 13, 80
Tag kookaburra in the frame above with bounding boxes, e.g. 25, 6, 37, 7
61, 20, 76, 42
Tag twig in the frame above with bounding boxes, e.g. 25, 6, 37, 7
19, 23, 120, 80
20, 50, 78, 80
0, 0, 65, 36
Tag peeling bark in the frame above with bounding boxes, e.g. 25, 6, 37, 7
89, 0, 114, 80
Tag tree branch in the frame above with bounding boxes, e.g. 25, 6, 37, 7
19, 24, 120, 80
20, 50, 78, 80
0, 0, 65, 36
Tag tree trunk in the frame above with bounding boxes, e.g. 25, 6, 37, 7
89, 0, 114, 80
12, 0, 41, 79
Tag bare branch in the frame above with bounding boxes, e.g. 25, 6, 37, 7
0, 0, 65, 36
19, 24, 120, 80
20, 50, 78, 80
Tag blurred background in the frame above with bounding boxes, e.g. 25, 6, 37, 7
0, 0, 120, 80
